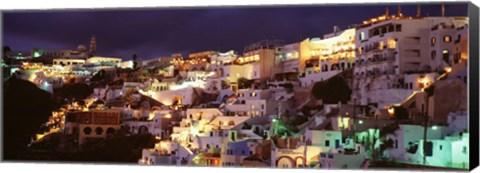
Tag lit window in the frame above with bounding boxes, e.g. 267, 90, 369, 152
360, 32, 366, 41
431, 37, 436, 46
443, 35, 452, 43
387, 38, 396, 49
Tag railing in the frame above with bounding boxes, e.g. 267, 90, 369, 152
355, 56, 396, 67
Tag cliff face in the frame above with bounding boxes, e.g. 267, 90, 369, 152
432, 78, 467, 124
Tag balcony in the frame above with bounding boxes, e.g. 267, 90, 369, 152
355, 56, 396, 67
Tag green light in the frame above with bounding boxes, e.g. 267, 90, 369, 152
358, 120, 363, 124
272, 119, 277, 122
33, 51, 42, 58
432, 126, 438, 130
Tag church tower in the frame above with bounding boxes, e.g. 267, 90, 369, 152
89, 35, 97, 57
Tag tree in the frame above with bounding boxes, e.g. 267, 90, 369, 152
311, 76, 351, 104
3, 46, 12, 65
237, 77, 252, 89
54, 83, 94, 101
132, 54, 138, 70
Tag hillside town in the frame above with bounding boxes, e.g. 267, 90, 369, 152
2, 5, 470, 170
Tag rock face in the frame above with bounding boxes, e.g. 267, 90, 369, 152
191, 87, 220, 106
4, 78, 54, 159
431, 78, 467, 124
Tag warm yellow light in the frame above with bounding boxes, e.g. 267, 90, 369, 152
164, 114, 172, 119
148, 112, 155, 121
444, 67, 452, 73
387, 107, 395, 116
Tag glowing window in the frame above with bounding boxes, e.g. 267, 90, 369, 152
387, 39, 396, 49
431, 37, 436, 46
443, 35, 452, 43
360, 32, 366, 41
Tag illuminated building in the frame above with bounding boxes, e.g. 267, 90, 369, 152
238, 40, 284, 80
209, 50, 237, 77
278, 42, 302, 73
122, 109, 172, 137
84, 57, 119, 76
175, 51, 218, 71
64, 110, 121, 146
352, 9, 468, 106
298, 28, 356, 87
385, 123, 469, 169
86, 56, 122, 65
270, 136, 309, 168
139, 142, 195, 165
53, 58, 86, 66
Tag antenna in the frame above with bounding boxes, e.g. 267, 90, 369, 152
441, 3, 445, 17
417, 3, 421, 17
397, 5, 402, 16
385, 7, 389, 18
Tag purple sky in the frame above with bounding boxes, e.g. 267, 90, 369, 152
3, 3, 468, 60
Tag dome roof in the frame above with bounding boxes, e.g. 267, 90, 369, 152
77, 44, 87, 52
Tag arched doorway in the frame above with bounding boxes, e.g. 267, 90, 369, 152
139, 126, 149, 134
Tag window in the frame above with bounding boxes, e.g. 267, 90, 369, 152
373, 29, 380, 36
439, 145, 443, 150
442, 50, 450, 64
360, 32, 366, 41
388, 25, 394, 32
95, 127, 103, 135
325, 140, 330, 147
443, 35, 452, 43
431, 51, 436, 60
83, 127, 92, 135
395, 24, 402, 32
381, 27, 387, 34
431, 37, 436, 47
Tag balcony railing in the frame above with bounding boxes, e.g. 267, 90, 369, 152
355, 56, 396, 67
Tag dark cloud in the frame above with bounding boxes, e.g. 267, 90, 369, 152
3, 3, 468, 60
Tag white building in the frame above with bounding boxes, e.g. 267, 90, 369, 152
299, 28, 356, 87
353, 13, 468, 106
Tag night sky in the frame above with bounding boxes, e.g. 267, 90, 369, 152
3, 3, 468, 60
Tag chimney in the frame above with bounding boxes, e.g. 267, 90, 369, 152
417, 4, 421, 17
441, 3, 445, 17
